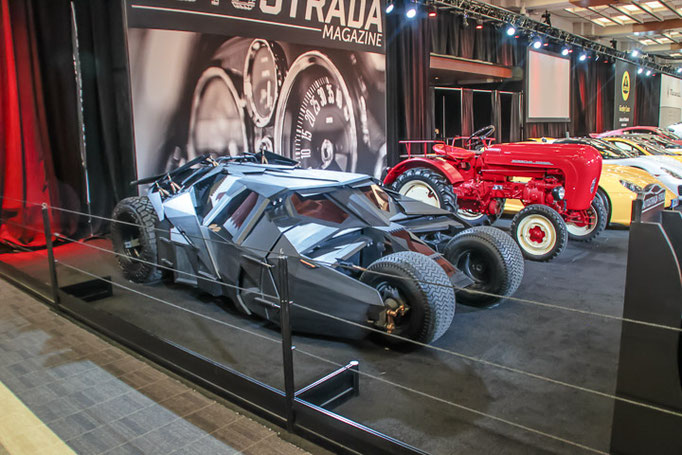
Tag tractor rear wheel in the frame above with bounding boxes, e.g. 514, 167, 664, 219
457, 198, 505, 226
391, 167, 457, 213
566, 197, 607, 242
510, 204, 567, 262
444, 226, 524, 307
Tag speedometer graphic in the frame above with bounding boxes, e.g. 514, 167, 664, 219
274, 52, 359, 172
187, 67, 249, 161
243, 40, 286, 128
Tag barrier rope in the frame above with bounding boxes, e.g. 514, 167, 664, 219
4, 216, 680, 420
46, 260, 612, 455
1, 196, 680, 333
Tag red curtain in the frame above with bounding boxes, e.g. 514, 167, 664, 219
0, 0, 60, 247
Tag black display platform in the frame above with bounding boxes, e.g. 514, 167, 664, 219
0, 219, 629, 454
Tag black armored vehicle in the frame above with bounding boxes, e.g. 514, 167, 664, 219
112, 154, 523, 344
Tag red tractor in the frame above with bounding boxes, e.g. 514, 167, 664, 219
383, 126, 605, 261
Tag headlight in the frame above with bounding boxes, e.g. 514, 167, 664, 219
619, 179, 642, 193
551, 186, 565, 200
662, 167, 682, 179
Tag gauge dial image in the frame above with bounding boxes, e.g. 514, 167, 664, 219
275, 52, 359, 172
187, 67, 249, 161
243, 40, 286, 127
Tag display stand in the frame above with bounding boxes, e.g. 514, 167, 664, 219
610, 185, 682, 455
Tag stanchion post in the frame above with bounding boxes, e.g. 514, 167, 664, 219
41, 204, 60, 307
278, 254, 295, 432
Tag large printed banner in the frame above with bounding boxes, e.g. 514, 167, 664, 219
659, 74, 682, 127
125, 0, 387, 180
613, 60, 636, 129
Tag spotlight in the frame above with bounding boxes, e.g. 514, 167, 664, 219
475, 19, 483, 29
428, 5, 437, 17
646, 69, 652, 76
506, 25, 516, 36
631, 49, 640, 58
594, 54, 600, 61
385, 1, 394, 14
406, 6, 417, 18
638, 67, 644, 74
463, 13, 469, 27
561, 47, 569, 56
579, 53, 587, 61
677, 67, 682, 73
532, 38, 542, 49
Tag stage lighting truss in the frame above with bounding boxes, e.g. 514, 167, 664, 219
427, 0, 680, 78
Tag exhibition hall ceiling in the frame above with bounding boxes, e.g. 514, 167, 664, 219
493, 0, 682, 58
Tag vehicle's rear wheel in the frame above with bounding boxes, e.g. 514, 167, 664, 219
510, 204, 567, 262
444, 226, 524, 307
457, 198, 505, 226
566, 196, 607, 242
361, 251, 455, 344
111, 196, 162, 283
390, 167, 457, 213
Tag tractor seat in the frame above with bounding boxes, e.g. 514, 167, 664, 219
433, 143, 476, 160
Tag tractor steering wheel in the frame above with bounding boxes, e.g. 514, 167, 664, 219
467, 125, 496, 150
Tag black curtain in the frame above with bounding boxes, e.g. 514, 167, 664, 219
491, 90, 502, 142
430, 12, 519, 67
571, 58, 614, 136
23, 0, 135, 236
386, 2, 433, 166
635, 75, 661, 126
71, 0, 136, 225
461, 89, 474, 137
510, 93, 521, 142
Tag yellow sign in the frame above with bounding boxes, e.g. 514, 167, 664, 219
622, 71, 631, 101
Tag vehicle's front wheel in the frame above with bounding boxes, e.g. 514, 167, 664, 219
510, 204, 567, 262
444, 226, 524, 307
566, 197, 607, 242
111, 196, 162, 283
390, 167, 457, 213
361, 251, 455, 344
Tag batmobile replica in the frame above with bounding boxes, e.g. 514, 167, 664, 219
383, 126, 605, 261
111, 153, 524, 345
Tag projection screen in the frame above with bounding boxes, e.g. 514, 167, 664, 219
526, 49, 571, 122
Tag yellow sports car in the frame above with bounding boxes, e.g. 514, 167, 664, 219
602, 136, 682, 164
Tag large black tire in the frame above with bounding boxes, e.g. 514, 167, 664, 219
566, 196, 607, 242
360, 251, 455, 344
510, 204, 568, 262
390, 167, 457, 213
444, 226, 524, 307
111, 196, 162, 283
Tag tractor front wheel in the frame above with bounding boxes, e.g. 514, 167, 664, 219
390, 167, 457, 213
510, 204, 568, 262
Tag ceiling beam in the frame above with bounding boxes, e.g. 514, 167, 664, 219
609, 4, 644, 24
631, 2, 664, 21
568, 0, 620, 7
663, 32, 681, 43
564, 7, 606, 26
659, 0, 682, 18
592, 17, 682, 36
641, 42, 682, 51
587, 6, 623, 24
